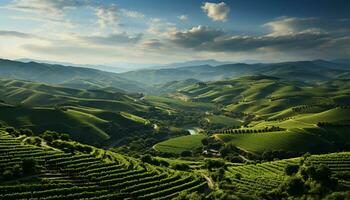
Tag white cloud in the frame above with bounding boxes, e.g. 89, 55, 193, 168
177, 15, 188, 21
95, 5, 145, 28
264, 17, 320, 36
167, 25, 224, 47
201, 2, 230, 22
121, 9, 144, 18
164, 17, 350, 59
147, 18, 176, 35
95, 4, 119, 27
6, 0, 90, 17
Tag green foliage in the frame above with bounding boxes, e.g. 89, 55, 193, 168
175, 191, 204, 200
154, 135, 206, 154
205, 159, 225, 171
2, 170, 14, 181
180, 151, 193, 157
324, 192, 350, 200
284, 177, 305, 196
284, 164, 299, 176
172, 163, 190, 171
22, 158, 37, 175
18, 128, 33, 136
0, 131, 207, 199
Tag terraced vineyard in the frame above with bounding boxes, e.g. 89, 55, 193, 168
223, 152, 350, 193
224, 158, 301, 192
0, 131, 208, 199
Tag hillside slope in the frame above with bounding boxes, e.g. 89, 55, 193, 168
0, 131, 207, 199
0, 59, 147, 92
121, 60, 350, 86
0, 104, 150, 146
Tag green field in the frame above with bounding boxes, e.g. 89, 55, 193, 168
206, 115, 242, 126
215, 129, 332, 154
154, 135, 206, 154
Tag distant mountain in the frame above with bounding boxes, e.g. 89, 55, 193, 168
0, 59, 147, 92
121, 60, 350, 86
154, 59, 231, 69
332, 59, 350, 66
17, 58, 129, 73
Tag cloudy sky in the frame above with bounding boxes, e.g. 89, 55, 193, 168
0, 0, 349, 66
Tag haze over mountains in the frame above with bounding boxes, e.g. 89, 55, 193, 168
1, 58, 350, 94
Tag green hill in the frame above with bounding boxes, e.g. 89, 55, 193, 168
175, 75, 350, 116
0, 131, 207, 199
154, 135, 206, 154
0, 59, 147, 92
0, 104, 149, 146
0, 78, 149, 112
215, 129, 333, 154
121, 60, 350, 86
222, 152, 350, 196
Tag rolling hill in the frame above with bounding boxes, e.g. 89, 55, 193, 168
121, 60, 350, 86
0, 131, 207, 199
175, 75, 350, 116
0, 78, 163, 146
0, 59, 147, 92
0, 103, 150, 146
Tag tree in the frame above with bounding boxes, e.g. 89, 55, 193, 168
285, 177, 305, 196
19, 128, 33, 136
205, 159, 225, 171
5, 127, 15, 134
285, 164, 299, 176
181, 150, 192, 157
159, 160, 169, 167
22, 158, 37, 175
140, 154, 153, 163
314, 165, 332, 182
201, 138, 209, 146
172, 163, 190, 171
60, 133, 70, 141
2, 170, 14, 181
43, 134, 53, 143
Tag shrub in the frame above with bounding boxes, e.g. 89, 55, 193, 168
140, 154, 153, 163
18, 128, 33, 136
5, 127, 15, 134
172, 163, 190, 171
60, 133, 70, 141
235, 173, 242, 180
205, 159, 225, 171
159, 160, 169, 167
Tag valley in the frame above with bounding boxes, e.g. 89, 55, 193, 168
1, 1, 350, 199
0, 58, 350, 199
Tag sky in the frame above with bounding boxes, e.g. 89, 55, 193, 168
0, 0, 349, 67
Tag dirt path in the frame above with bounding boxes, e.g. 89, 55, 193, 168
202, 174, 215, 189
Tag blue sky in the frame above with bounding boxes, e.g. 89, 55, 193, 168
0, 0, 349, 66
